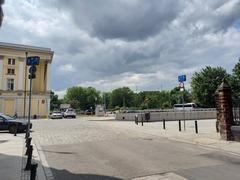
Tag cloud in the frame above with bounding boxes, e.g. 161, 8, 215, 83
58, 64, 76, 73
56, 0, 184, 41
0, 0, 240, 97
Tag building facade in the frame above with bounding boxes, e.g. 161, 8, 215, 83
0, 42, 54, 117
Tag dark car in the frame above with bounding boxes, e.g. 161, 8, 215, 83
85, 109, 95, 115
0, 113, 32, 134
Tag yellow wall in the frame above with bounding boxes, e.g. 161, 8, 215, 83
32, 61, 47, 92
0, 45, 53, 118
4, 99, 14, 116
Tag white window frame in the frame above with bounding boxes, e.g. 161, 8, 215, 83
7, 78, 14, 91
8, 58, 15, 65
7, 68, 15, 75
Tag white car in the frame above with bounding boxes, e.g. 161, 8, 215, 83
63, 108, 76, 118
50, 111, 63, 119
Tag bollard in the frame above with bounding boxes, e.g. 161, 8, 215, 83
141, 115, 144, 126
26, 137, 32, 148
178, 120, 182, 132
30, 163, 38, 180
14, 123, 18, 136
195, 121, 198, 134
163, 119, 166, 130
216, 120, 219, 133
25, 145, 33, 171
135, 115, 138, 125
25, 131, 30, 139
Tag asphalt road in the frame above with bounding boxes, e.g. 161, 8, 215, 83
32, 118, 240, 180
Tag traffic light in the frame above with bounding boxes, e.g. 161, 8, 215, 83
28, 65, 37, 79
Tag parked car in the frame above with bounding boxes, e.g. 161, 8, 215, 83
85, 109, 95, 115
63, 108, 76, 118
50, 111, 63, 119
0, 113, 32, 134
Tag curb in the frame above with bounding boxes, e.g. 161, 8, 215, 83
33, 139, 55, 180
168, 136, 240, 157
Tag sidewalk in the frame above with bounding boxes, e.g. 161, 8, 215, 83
100, 119, 240, 157
0, 132, 46, 180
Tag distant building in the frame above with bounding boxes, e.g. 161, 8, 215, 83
0, 42, 54, 117
95, 105, 105, 117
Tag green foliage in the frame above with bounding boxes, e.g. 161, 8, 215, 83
169, 87, 192, 107
191, 66, 228, 108
110, 87, 135, 108
50, 91, 61, 110
102, 92, 111, 109
64, 86, 101, 110
230, 59, 240, 106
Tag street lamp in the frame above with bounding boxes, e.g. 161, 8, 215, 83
0, 0, 4, 26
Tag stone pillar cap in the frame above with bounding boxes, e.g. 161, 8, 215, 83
218, 78, 230, 90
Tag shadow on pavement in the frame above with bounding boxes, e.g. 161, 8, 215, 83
0, 153, 123, 180
51, 169, 123, 180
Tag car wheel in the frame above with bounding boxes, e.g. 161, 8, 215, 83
9, 125, 17, 134
73, 116, 76, 118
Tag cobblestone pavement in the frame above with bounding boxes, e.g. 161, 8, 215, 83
31, 117, 240, 180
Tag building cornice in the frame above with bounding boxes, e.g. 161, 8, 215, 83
0, 42, 54, 62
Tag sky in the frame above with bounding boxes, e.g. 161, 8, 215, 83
0, 0, 240, 98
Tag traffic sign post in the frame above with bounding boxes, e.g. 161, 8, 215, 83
178, 75, 186, 131
25, 56, 39, 139
26, 56, 40, 66
178, 75, 186, 83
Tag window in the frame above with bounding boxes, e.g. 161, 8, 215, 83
7, 68, 15, 75
8, 58, 15, 65
7, 79, 14, 91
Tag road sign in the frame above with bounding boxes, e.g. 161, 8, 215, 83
26, 56, 40, 66
179, 82, 184, 88
178, 75, 186, 82
29, 65, 37, 74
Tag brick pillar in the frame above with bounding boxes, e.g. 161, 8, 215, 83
215, 89, 220, 132
217, 80, 234, 141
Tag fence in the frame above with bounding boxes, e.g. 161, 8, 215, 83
116, 108, 217, 121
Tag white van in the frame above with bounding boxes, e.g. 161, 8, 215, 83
173, 103, 198, 110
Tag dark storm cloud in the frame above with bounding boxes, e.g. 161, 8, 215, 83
56, 0, 183, 41
1, 0, 240, 96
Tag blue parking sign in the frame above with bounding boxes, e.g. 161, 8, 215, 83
26, 56, 40, 66
178, 75, 186, 82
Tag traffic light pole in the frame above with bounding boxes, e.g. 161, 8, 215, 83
26, 66, 33, 138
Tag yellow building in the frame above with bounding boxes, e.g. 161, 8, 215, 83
0, 42, 54, 117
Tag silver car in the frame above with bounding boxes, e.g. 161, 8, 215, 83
50, 111, 63, 119
63, 108, 76, 118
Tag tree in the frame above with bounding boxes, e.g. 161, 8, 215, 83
110, 87, 135, 108
102, 92, 111, 109
230, 59, 240, 106
191, 66, 228, 107
64, 86, 101, 110
169, 87, 192, 107
50, 91, 60, 110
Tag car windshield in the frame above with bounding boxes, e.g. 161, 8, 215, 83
0, 114, 15, 120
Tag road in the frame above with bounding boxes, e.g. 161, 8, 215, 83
32, 117, 240, 180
